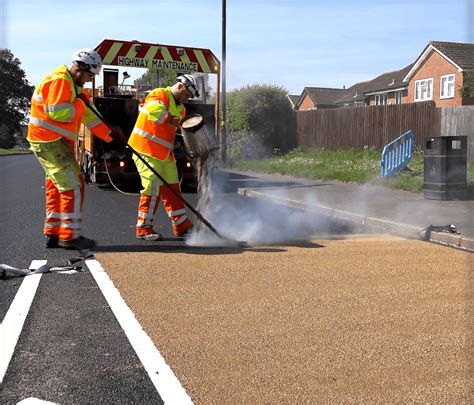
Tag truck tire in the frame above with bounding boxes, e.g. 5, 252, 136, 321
82, 154, 91, 183
89, 160, 97, 184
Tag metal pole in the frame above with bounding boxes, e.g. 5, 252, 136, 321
221, 0, 227, 164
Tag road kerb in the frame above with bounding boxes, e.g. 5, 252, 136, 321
239, 188, 474, 252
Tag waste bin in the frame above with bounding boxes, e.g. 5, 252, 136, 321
424, 135, 468, 200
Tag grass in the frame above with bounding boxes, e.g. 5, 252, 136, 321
229, 147, 474, 192
0, 148, 32, 156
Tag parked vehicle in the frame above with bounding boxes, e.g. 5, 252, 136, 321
77, 39, 221, 191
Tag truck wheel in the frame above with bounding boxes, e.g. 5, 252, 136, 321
89, 162, 97, 184
82, 154, 91, 183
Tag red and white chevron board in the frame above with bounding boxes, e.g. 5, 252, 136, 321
95, 39, 220, 74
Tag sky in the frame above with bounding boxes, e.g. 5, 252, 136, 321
1, 0, 473, 96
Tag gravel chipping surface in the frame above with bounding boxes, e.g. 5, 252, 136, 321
95, 235, 473, 403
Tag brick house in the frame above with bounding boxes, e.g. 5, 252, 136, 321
287, 94, 300, 110
364, 64, 414, 106
334, 64, 413, 107
293, 40, 474, 110
403, 41, 474, 107
296, 87, 348, 110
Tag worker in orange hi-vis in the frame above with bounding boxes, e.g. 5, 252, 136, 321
128, 75, 198, 241
27, 49, 126, 251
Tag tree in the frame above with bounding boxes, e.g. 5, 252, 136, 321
0, 49, 33, 148
134, 67, 178, 92
461, 72, 474, 99
0, 124, 15, 148
226, 84, 296, 160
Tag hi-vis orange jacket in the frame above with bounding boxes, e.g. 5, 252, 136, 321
128, 87, 186, 160
27, 65, 112, 143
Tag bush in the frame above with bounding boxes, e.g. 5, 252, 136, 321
226, 84, 296, 161
0, 124, 16, 149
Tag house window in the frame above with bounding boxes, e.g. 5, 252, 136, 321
395, 91, 403, 104
414, 78, 433, 101
440, 74, 455, 98
375, 94, 388, 105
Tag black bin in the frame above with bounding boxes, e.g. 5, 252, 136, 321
424, 135, 468, 200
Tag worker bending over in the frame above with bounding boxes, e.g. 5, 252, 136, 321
128, 75, 197, 240
27, 49, 125, 250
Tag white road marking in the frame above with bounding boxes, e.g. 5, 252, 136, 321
87, 259, 192, 404
0, 260, 46, 384
17, 397, 56, 404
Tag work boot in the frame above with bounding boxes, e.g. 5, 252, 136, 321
45, 235, 59, 248
137, 231, 163, 241
58, 236, 96, 250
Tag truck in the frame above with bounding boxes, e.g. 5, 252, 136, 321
77, 39, 221, 190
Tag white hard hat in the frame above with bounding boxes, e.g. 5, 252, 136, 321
177, 74, 199, 98
71, 48, 102, 75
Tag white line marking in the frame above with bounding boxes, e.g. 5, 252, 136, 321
0, 260, 46, 384
17, 397, 56, 404
86, 259, 192, 404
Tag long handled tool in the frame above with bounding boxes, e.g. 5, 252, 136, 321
83, 102, 232, 242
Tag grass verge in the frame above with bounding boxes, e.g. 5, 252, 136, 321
0, 148, 32, 156
229, 148, 474, 192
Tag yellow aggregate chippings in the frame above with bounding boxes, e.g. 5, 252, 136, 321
95, 235, 473, 403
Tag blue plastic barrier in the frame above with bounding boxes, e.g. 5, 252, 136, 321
380, 130, 415, 177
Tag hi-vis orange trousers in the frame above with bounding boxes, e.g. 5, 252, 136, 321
133, 153, 192, 237
30, 139, 84, 242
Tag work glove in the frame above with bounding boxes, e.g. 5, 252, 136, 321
110, 126, 127, 142
169, 116, 181, 128
76, 93, 90, 105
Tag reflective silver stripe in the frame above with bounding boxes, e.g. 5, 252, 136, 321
145, 100, 166, 108
44, 102, 72, 113
32, 94, 43, 102
136, 209, 146, 227
86, 118, 102, 130
148, 180, 159, 225
44, 223, 60, 228
44, 103, 75, 123
29, 117, 77, 141
144, 101, 168, 123
137, 212, 151, 227
61, 212, 81, 220
61, 222, 82, 230
58, 176, 82, 238
172, 215, 188, 226
168, 208, 186, 217
65, 171, 79, 190
154, 110, 168, 124
70, 104, 76, 120
137, 181, 159, 227
139, 106, 168, 124
132, 128, 173, 149
46, 211, 61, 219
47, 211, 80, 220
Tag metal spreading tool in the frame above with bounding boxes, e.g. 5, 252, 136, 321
83, 102, 247, 247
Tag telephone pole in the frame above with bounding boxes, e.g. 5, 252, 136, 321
221, 0, 227, 164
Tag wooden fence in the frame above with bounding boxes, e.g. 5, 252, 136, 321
296, 101, 440, 150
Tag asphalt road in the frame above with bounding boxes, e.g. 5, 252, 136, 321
0, 154, 355, 403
